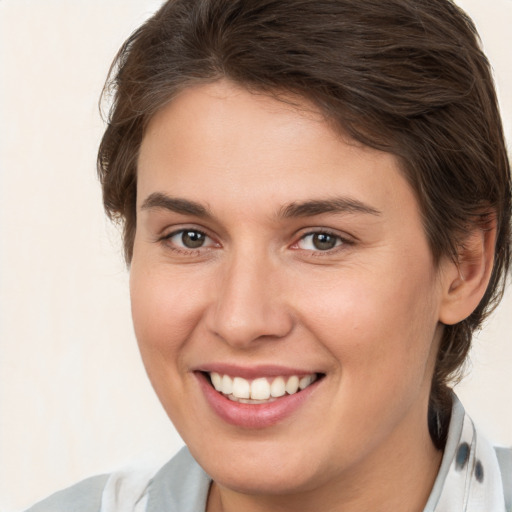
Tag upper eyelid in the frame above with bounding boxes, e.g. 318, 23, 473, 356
290, 229, 356, 254
297, 232, 345, 246
164, 228, 216, 243
158, 229, 219, 255
295, 227, 354, 242
161, 225, 214, 240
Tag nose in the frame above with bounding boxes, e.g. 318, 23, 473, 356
205, 250, 294, 348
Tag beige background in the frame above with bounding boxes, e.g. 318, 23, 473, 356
0, 1, 511, 510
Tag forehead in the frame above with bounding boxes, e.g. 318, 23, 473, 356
141, 80, 334, 168
137, 80, 419, 222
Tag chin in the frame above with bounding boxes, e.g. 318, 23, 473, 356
211, 466, 321, 496
189, 439, 329, 496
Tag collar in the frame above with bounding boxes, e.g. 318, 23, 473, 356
425, 394, 507, 511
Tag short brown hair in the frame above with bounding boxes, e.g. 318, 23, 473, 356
98, 0, 511, 447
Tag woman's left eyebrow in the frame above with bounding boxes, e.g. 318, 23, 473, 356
278, 198, 382, 218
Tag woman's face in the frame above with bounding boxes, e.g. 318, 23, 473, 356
131, 80, 450, 495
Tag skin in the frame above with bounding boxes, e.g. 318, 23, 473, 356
130, 80, 488, 512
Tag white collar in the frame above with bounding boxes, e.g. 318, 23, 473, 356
425, 395, 507, 511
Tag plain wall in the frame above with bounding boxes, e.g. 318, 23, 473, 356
0, 1, 510, 510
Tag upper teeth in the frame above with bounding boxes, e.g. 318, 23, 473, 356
209, 372, 317, 401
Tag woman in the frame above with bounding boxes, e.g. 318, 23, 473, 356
28, 0, 511, 511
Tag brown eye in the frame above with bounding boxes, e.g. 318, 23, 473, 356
181, 230, 206, 248
297, 232, 343, 251
312, 233, 338, 250
165, 229, 215, 250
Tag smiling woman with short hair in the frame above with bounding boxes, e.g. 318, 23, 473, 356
28, 1, 511, 511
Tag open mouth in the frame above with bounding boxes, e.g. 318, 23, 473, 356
204, 371, 323, 404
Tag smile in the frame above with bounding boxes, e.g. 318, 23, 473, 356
209, 372, 318, 403
196, 366, 324, 428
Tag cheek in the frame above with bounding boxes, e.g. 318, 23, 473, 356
128, 261, 212, 431
298, 261, 440, 383
298, 267, 440, 446
129, 263, 206, 364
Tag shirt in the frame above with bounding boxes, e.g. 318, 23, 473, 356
26, 395, 512, 512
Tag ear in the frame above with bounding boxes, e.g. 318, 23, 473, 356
439, 216, 497, 326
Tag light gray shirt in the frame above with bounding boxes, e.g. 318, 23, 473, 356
26, 396, 512, 512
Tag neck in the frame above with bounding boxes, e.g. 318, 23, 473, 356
206, 404, 443, 512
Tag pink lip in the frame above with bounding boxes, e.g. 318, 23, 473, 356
195, 371, 322, 429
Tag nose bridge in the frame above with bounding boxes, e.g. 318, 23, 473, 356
207, 244, 292, 347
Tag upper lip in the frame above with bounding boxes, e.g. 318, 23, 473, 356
194, 363, 321, 380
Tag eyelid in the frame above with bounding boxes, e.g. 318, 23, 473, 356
160, 226, 220, 251
291, 228, 354, 252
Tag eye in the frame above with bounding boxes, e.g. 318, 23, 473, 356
297, 232, 344, 251
164, 229, 216, 250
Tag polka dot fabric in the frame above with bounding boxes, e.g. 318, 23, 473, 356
424, 395, 511, 511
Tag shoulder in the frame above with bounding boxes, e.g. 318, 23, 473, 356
25, 474, 110, 512
24, 447, 210, 512
145, 446, 212, 511
25, 466, 158, 512
495, 445, 512, 508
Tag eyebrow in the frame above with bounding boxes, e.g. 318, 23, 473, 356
279, 198, 381, 218
140, 193, 211, 217
140, 192, 381, 219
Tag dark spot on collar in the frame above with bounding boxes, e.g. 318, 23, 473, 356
475, 460, 484, 483
455, 442, 470, 470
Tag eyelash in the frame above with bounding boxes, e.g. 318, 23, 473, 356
293, 229, 353, 256
158, 228, 353, 256
160, 228, 218, 255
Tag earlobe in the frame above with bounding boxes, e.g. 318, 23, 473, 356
439, 217, 497, 326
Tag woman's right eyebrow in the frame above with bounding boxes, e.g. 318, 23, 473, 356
140, 192, 211, 218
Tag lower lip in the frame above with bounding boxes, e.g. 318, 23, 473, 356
195, 372, 321, 429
